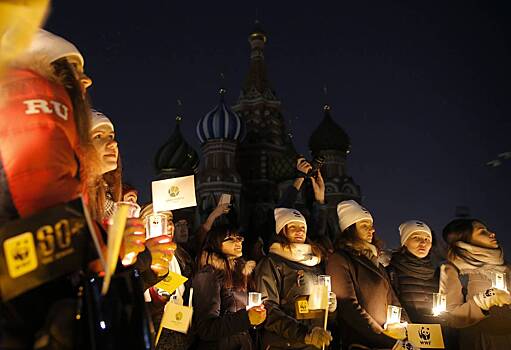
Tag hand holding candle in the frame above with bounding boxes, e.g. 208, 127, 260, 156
247, 304, 266, 326
120, 217, 146, 266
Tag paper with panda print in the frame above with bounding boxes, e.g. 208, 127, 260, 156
407, 323, 444, 348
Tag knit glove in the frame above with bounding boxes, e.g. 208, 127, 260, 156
383, 322, 407, 340
328, 292, 337, 313
304, 327, 332, 349
473, 288, 511, 311
392, 340, 421, 350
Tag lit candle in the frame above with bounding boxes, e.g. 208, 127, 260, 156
432, 292, 447, 316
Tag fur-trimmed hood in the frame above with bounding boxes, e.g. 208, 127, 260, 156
199, 251, 255, 291
199, 251, 255, 276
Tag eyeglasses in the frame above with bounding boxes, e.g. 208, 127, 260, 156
223, 235, 244, 243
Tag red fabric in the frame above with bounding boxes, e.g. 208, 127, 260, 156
0, 69, 81, 218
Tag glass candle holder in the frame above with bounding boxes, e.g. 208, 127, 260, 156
432, 292, 447, 316
114, 201, 141, 218
491, 271, 508, 292
386, 305, 402, 325
308, 276, 330, 310
145, 213, 168, 239
247, 292, 262, 309
318, 275, 331, 293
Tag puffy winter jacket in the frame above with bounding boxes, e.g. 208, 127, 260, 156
255, 252, 326, 350
387, 250, 439, 324
0, 68, 81, 224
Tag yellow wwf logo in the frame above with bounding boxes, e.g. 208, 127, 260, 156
4, 232, 38, 278
168, 186, 180, 198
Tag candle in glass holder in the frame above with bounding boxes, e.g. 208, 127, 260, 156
247, 292, 262, 309
491, 271, 508, 292
432, 292, 447, 316
114, 201, 142, 266
145, 213, 168, 239
309, 276, 330, 310
386, 305, 402, 325
318, 275, 331, 292
114, 201, 141, 218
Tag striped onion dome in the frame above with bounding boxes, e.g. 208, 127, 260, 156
196, 89, 244, 144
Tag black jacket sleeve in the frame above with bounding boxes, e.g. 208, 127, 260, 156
192, 268, 250, 341
255, 257, 310, 343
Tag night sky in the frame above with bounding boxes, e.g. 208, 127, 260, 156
46, 1, 511, 253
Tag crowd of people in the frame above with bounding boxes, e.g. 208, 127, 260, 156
0, 29, 510, 350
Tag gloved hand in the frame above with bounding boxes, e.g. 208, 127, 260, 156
473, 288, 511, 311
383, 322, 407, 340
328, 292, 337, 312
248, 305, 267, 326
392, 340, 420, 350
304, 327, 332, 349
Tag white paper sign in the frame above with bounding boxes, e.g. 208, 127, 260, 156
161, 303, 193, 334
218, 193, 231, 206
152, 175, 197, 213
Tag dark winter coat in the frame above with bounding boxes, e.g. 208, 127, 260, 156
387, 249, 439, 324
326, 246, 405, 350
191, 260, 253, 350
255, 252, 327, 350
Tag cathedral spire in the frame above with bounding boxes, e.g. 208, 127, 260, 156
243, 20, 271, 95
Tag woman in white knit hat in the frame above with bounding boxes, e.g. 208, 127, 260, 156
326, 200, 411, 350
439, 218, 511, 350
387, 221, 437, 321
255, 207, 336, 350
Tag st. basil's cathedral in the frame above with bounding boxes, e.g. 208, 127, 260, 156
154, 22, 361, 251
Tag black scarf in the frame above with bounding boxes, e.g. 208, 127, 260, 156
390, 249, 435, 281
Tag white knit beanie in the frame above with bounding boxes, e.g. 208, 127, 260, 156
91, 109, 114, 131
22, 29, 84, 68
337, 200, 373, 232
399, 220, 432, 246
274, 208, 307, 234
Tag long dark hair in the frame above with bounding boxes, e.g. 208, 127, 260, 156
443, 218, 482, 261
273, 227, 326, 259
334, 223, 384, 252
200, 225, 248, 291
51, 58, 96, 193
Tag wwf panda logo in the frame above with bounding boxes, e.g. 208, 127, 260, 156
418, 326, 431, 341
